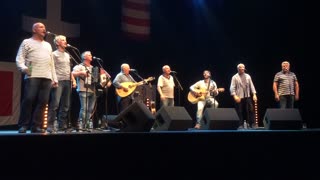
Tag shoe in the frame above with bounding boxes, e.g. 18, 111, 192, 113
57, 126, 67, 132
238, 125, 244, 130
18, 127, 27, 133
65, 128, 73, 133
251, 124, 257, 129
58, 124, 68, 131
194, 124, 201, 129
31, 127, 46, 133
46, 127, 56, 133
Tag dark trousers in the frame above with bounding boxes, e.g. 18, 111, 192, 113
18, 78, 52, 129
117, 96, 132, 113
235, 97, 254, 126
279, 95, 294, 108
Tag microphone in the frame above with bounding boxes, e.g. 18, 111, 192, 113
130, 69, 137, 72
93, 56, 102, 61
46, 31, 57, 36
67, 44, 79, 50
170, 71, 177, 74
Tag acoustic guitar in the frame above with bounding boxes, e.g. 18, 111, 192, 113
187, 88, 225, 104
115, 76, 155, 97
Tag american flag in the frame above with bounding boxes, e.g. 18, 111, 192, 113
122, 0, 150, 41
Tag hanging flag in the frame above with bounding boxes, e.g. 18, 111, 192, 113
0, 62, 21, 126
122, 0, 150, 41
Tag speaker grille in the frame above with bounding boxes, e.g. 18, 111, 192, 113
263, 108, 302, 130
154, 106, 193, 131
202, 108, 239, 130
112, 102, 155, 132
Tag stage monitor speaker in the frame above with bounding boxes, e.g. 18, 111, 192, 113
153, 106, 193, 131
111, 102, 155, 132
201, 108, 239, 130
263, 108, 302, 130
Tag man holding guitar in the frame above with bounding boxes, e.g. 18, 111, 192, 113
112, 63, 137, 113
113, 63, 154, 113
189, 70, 224, 129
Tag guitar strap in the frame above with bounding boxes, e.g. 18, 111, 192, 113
204, 78, 212, 107
206, 78, 211, 97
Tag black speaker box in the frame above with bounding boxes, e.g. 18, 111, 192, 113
111, 102, 155, 132
263, 108, 302, 130
153, 106, 193, 131
201, 108, 240, 130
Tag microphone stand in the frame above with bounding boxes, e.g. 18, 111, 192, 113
131, 71, 144, 81
76, 63, 92, 132
67, 46, 81, 62
171, 73, 183, 106
66, 46, 91, 132
65, 50, 81, 131
81, 68, 93, 133
130, 71, 145, 104
93, 58, 111, 131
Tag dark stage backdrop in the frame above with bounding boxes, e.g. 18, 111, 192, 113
1, 0, 309, 127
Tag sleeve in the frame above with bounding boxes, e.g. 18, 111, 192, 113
50, 53, 58, 82
273, 73, 279, 82
157, 76, 163, 87
211, 80, 217, 89
212, 80, 219, 95
15, 40, 28, 72
248, 75, 257, 94
230, 76, 236, 96
112, 74, 122, 88
190, 81, 199, 91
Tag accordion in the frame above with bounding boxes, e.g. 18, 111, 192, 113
92, 66, 111, 88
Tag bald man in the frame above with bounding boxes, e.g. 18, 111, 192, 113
16, 22, 58, 133
157, 65, 175, 107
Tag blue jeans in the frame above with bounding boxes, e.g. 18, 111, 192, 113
279, 95, 294, 108
78, 91, 96, 125
196, 98, 219, 124
18, 78, 52, 129
48, 80, 71, 128
160, 98, 174, 107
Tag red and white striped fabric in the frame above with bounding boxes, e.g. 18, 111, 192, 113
122, 0, 150, 41
0, 62, 21, 126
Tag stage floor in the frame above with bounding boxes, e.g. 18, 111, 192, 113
0, 126, 316, 135
1, 127, 319, 179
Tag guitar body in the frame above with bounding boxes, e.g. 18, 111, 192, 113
115, 82, 140, 97
115, 77, 155, 97
187, 88, 225, 104
187, 89, 207, 104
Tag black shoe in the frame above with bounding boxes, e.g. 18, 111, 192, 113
31, 127, 46, 133
46, 127, 56, 133
18, 127, 27, 133
65, 128, 73, 133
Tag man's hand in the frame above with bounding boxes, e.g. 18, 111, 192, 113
233, 95, 241, 103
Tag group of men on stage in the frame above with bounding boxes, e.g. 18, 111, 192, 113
15, 22, 299, 133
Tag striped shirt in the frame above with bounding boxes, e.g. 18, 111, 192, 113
16, 38, 57, 82
274, 71, 297, 96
